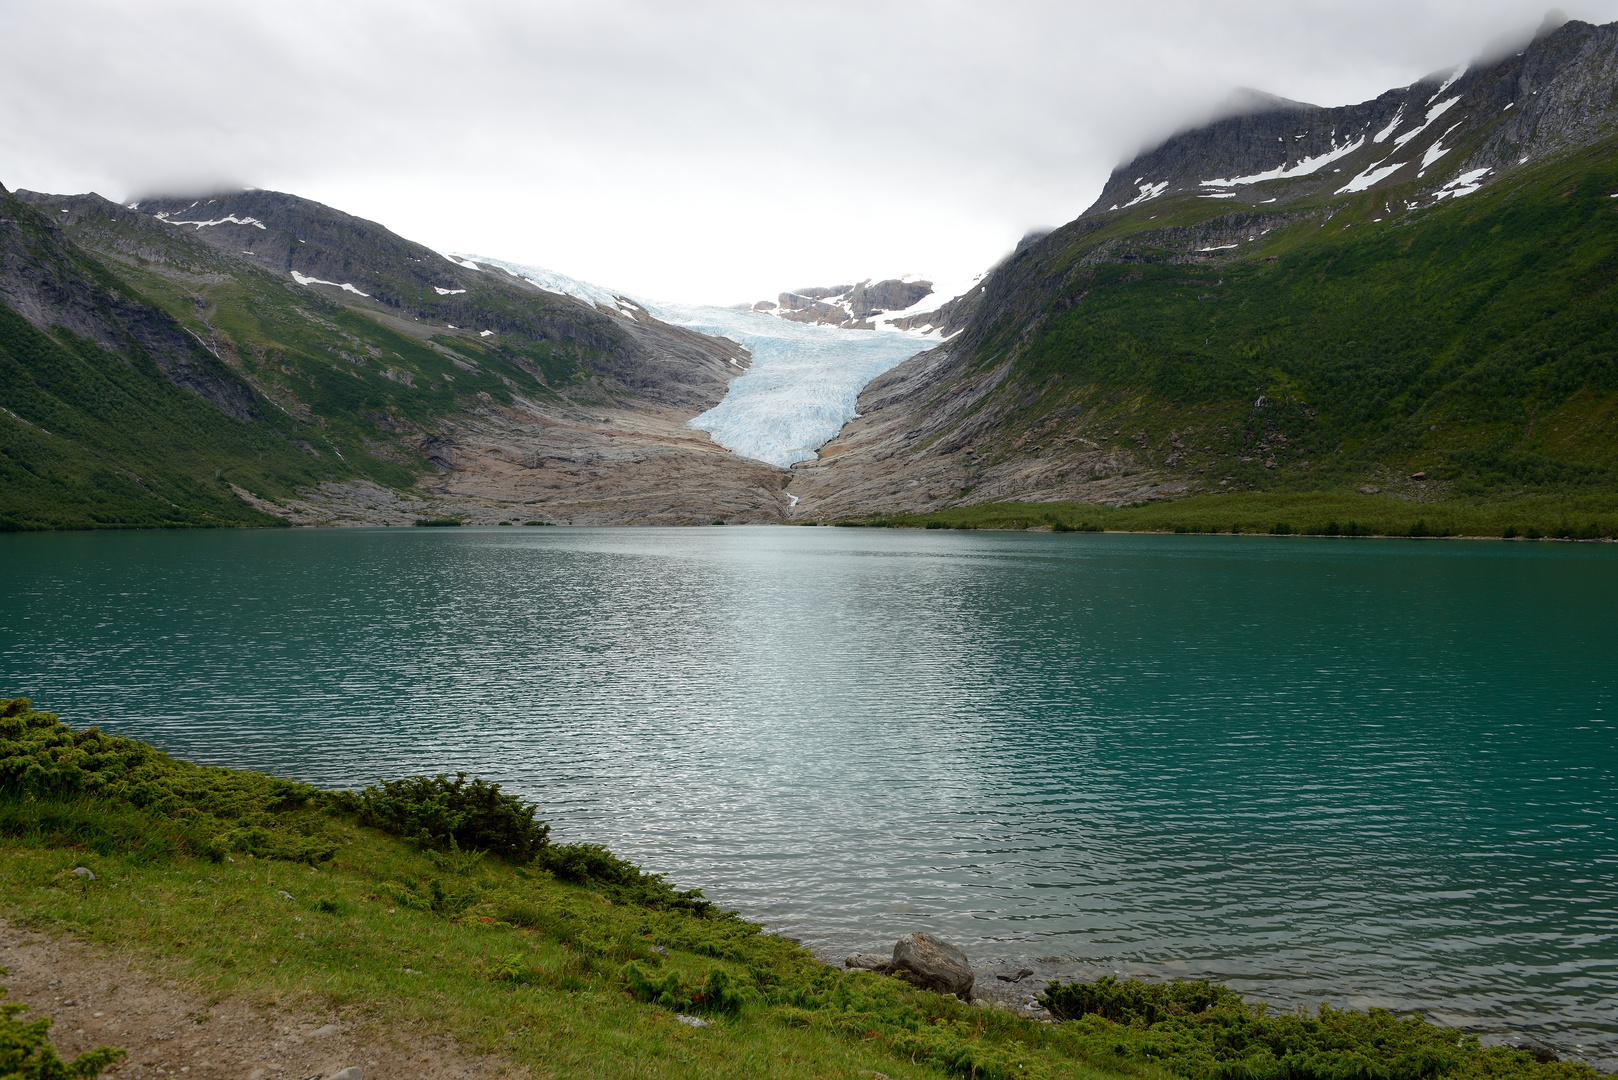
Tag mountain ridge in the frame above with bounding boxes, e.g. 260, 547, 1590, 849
786, 18, 1618, 521
2, 185, 793, 528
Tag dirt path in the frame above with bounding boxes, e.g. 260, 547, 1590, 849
0, 922, 515, 1080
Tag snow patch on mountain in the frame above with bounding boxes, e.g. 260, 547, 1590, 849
1433, 168, 1492, 200
1202, 136, 1365, 187
1337, 158, 1406, 194
1394, 97, 1461, 148
155, 211, 267, 230
1373, 108, 1406, 144
289, 270, 368, 296
1427, 64, 1468, 105
1116, 180, 1169, 209
461, 255, 643, 317
1420, 124, 1463, 171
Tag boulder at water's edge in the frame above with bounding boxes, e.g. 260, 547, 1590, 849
892, 932, 974, 1000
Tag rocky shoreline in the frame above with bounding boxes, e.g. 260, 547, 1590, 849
829, 931, 1599, 1071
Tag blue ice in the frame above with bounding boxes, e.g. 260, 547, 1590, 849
644, 302, 934, 467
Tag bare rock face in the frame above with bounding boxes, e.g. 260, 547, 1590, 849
1504, 1036, 1560, 1064
891, 932, 974, 1000
844, 952, 894, 974
846, 279, 931, 318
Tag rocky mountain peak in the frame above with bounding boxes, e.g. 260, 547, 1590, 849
1086, 18, 1618, 218
749, 277, 936, 330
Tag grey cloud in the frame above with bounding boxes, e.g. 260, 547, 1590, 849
2, 0, 1614, 301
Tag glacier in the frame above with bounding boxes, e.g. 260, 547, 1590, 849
643, 301, 934, 467
460, 253, 938, 469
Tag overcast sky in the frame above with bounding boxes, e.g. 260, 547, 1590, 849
3, 0, 1615, 303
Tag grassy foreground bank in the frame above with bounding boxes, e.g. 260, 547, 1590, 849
0, 698, 1599, 1080
832, 491, 1618, 539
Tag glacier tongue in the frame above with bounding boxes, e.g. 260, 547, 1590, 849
456, 252, 936, 469
644, 302, 933, 468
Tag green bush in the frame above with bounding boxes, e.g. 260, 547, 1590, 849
536, 843, 716, 916
0, 698, 338, 863
1041, 974, 1245, 1025
355, 773, 548, 862
621, 963, 746, 1014
1038, 976, 1595, 1080
0, 987, 122, 1079
623, 961, 690, 1010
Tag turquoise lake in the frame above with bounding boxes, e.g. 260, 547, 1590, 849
2, 527, 1614, 1063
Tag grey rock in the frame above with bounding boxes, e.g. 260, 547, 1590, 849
650, 945, 668, 957
70, 867, 95, 880
891, 932, 974, 1000
327, 1069, 363, 1080
845, 952, 895, 974
787, 286, 853, 301
996, 968, 1035, 983
675, 1014, 709, 1028
846, 279, 932, 318
1505, 1036, 1559, 1063
308, 1024, 339, 1038
277, 890, 296, 902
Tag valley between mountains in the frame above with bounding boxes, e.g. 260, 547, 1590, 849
3, 16, 1617, 533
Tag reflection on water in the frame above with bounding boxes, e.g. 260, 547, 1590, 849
2, 528, 1615, 1063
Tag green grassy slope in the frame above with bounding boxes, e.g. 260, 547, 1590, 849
0, 305, 317, 530
0, 190, 607, 530
3, 186, 748, 530
0, 190, 352, 530
928, 136, 1618, 502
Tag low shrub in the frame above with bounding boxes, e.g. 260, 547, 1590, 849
1039, 976, 1595, 1080
0, 698, 338, 863
0, 987, 123, 1079
622, 963, 746, 1014
1041, 974, 1244, 1025
355, 773, 548, 862
537, 843, 716, 916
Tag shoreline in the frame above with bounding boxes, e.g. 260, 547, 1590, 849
1, 698, 1611, 1079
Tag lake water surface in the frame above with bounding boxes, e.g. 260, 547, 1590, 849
2, 528, 1614, 1063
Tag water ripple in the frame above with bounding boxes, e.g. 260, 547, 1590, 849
2, 528, 1614, 1064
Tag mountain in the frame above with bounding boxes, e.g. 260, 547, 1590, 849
0, 183, 320, 529
3, 187, 790, 528
791, 17, 1618, 520
746, 278, 945, 331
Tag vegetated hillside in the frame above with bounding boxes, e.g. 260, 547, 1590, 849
2, 186, 787, 529
0, 184, 330, 529
791, 18, 1618, 521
